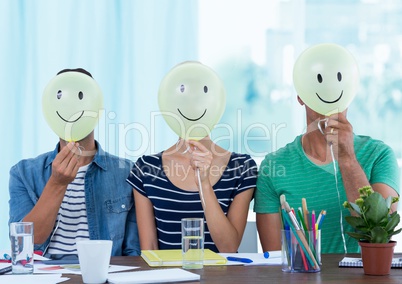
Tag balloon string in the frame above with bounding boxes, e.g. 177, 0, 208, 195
197, 168, 206, 209
176, 139, 206, 208
175, 138, 190, 154
317, 118, 347, 253
329, 143, 348, 253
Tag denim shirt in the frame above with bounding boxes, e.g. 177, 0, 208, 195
8, 141, 140, 256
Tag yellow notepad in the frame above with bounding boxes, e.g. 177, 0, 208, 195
141, 249, 227, 267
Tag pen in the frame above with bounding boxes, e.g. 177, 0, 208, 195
0, 265, 12, 275
226, 257, 253, 263
318, 210, 326, 229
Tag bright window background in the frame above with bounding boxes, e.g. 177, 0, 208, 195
0, 0, 198, 250
199, 0, 402, 252
1, 0, 402, 252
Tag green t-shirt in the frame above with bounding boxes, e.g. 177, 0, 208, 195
254, 134, 400, 253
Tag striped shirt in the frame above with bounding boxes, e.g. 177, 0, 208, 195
127, 152, 257, 252
47, 165, 90, 254
254, 134, 400, 253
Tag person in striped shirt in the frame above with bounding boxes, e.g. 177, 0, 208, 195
127, 137, 258, 253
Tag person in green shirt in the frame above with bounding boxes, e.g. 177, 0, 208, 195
254, 95, 400, 253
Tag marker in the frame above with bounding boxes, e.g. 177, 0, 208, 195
263, 251, 282, 259
0, 265, 12, 275
226, 256, 253, 263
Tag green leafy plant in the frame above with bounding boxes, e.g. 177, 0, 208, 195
343, 186, 401, 243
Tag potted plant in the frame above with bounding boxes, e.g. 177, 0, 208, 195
343, 185, 401, 275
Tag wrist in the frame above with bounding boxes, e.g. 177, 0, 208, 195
47, 176, 69, 192
337, 155, 359, 169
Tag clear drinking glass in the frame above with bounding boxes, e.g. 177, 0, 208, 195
281, 229, 321, 273
10, 222, 34, 274
181, 218, 204, 269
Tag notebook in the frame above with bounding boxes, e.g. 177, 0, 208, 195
141, 249, 227, 267
107, 268, 200, 283
339, 257, 402, 268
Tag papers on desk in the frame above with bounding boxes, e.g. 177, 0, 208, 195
0, 273, 69, 284
0, 261, 137, 283
107, 268, 200, 283
34, 263, 138, 274
220, 252, 282, 266
0, 249, 48, 261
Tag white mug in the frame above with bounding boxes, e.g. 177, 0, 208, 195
76, 240, 112, 284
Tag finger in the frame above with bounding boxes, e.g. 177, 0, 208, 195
326, 116, 340, 128
327, 112, 350, 126
188, 140, 208, 152
326, 127, 337, 135
60, 144, 81, 170
328, 113, 341, 122
53, 142, 77, 168
192, 151, 211, 159
64, 153, 80, 176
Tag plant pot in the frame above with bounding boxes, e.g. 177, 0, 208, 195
359, 241, 396, 276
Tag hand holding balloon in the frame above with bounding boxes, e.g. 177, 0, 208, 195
293, 43, 359, 116
49, 141, 82, 187
186, 140, 213, 186
323, 113, 355, 161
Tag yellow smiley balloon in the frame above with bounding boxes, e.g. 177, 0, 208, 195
293, 43, 359, 115
42, 70, 104, 141
158, 61, 226, 140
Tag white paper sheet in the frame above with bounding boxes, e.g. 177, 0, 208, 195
0, 274, 69, 284
34, 264, 138, 274
0, 249, 49, 261
219, 251, 282, 266
107, 268, 200, 284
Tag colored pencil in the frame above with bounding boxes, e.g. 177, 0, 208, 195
318, 210, 326, 229
302, 198, 310, 231
282, 201, 319, 269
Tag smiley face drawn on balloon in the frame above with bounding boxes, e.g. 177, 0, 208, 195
158, 61, 226, 140
42, 70, 104, 141
293, 43, 359, 115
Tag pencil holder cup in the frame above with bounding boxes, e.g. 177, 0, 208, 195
281, 229, 321, 273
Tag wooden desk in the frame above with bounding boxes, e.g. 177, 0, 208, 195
63, 254, 402, 283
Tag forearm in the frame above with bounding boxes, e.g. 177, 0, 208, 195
23, 178, 66, 243
338, 156, 370, 202
134, 190, 159, 250
200, 182, 244, 253
256, 213, 282, 252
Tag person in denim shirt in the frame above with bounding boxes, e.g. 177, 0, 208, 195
8, 68, 140, 257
